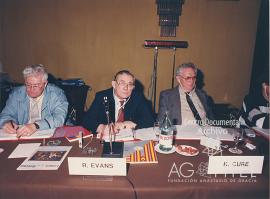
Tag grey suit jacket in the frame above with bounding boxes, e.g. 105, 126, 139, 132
157, 86, 214, 125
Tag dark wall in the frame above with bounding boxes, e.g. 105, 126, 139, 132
249, 0, 269, 94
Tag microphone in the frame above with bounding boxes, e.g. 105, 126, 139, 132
101, 96, 124, 157
103, 96, 110, 124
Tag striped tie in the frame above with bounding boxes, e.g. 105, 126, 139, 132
185, 93, 202, 123
117, 100, 125, 122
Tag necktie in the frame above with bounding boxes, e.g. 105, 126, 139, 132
117, 100, 125, 122
30, 101, 39, 122
185, 93, 202, 123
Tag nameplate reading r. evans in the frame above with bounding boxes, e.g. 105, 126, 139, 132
68, 157, 126, 176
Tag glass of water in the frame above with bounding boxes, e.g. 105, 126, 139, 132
153, 122, 160, 140
228, 128, 244, 154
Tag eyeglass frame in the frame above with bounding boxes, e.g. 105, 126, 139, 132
115, 80, 135, 89
177, 75, 197, 81
25, 82, 45, 89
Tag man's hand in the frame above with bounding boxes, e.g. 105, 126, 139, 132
114, 121, 136, 132
96, 123, 115, 139
2, 121, 18, 134
16, 123, 37, 137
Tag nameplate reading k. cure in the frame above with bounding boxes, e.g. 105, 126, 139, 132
68, 157, 126, 176
208, 156, 264, 174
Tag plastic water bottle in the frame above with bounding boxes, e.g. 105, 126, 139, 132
159, 111, 173, 152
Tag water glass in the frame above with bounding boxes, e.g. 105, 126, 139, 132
153, 122, 160, 139
228, 128, 244, 154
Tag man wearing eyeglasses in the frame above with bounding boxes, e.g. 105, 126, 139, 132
82, 70, 155, 135
0, 64, 68, 137
157, 62, 214, 125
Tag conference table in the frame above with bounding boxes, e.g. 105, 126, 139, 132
0, 127, 269, 199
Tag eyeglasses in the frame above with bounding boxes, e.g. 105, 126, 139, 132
25, 83, 44, 89
116, 81, 135, 89
179, 75, 196, 81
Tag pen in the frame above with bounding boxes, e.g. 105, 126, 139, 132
10, 120, 20, 137
10, 120, 15, 129
10, 120, 19, 131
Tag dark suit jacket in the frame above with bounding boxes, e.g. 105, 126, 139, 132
82, 88, 155, 133
157, 86, 214, 125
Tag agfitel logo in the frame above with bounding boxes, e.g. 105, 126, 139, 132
168, 162, 257, 182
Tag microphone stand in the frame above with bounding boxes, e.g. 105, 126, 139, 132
104, 97, 113, 154
102, 97, 124, 158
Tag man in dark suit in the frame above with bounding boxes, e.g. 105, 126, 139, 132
157, 63, 214, 125
82, 70, 155, 135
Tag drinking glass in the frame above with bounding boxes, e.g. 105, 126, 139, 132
228, 129, 244, 154
153, 122, 160, 140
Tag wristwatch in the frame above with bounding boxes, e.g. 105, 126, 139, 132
33, 122, 40, 130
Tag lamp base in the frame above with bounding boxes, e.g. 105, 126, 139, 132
102, 142, 124, 158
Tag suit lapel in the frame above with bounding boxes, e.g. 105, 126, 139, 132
172, 87, 181, 125
107, 89, 115, 122
17, 91, 30, 124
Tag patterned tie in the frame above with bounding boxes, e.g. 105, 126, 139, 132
117, 100, 125, 122
185, 93, 202, 123
30, 101, 39, 122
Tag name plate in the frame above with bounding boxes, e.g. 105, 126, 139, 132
68, 157, 126, 176
200, 136, 221, 150
208, 156, 264, 174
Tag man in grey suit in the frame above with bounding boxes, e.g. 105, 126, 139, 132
157, 62, 214, 125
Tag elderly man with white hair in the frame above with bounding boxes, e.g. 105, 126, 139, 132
157, 62, 214, 125
0, 64, 68, 137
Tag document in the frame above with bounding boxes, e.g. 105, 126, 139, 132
0, 128, 56, 141
175, 125, 233, 141
8, 143, 41, 158
17, 146, 72, 170
102, 128, 135, 142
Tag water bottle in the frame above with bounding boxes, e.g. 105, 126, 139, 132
159, 111, 173, 152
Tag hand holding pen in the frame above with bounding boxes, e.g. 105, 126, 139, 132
2, 120, 19, 134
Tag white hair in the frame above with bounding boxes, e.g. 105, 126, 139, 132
176, 62, 198, 76
22, 64, 48, 81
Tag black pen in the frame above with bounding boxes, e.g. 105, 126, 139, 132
10, 120, 15, 129
10, 120, 19, 130
10, 120, 20, 137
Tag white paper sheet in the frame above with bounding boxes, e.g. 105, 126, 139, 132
175, 125, 233, 141
0, 128, 56, 141
8, 143, 41, 158
135, 127, 157, 141
102, 128, 135, 142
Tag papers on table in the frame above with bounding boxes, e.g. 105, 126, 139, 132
135, 127, 157, 141
175, 125, 234, 141
102, 128, 135, 142
17, 146, 72, 170
8, 143, 41, 158
102, 125, 233, 142
136, 125, 233, 141
102, 127, 157, 142
0, 128, 56, 141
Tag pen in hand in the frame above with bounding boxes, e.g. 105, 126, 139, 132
10, 120, 20, 137
10, 120, 19, 131
10, 120, 15, 129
